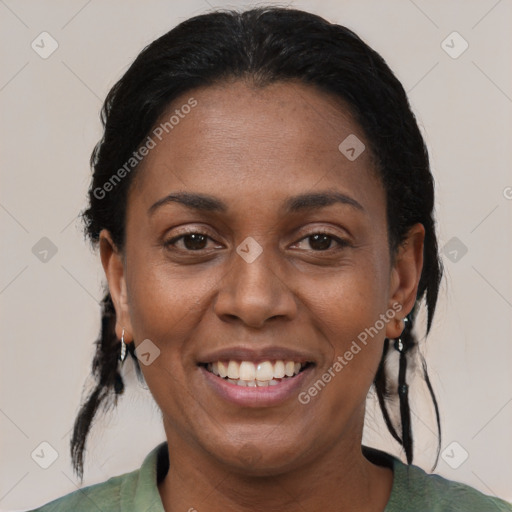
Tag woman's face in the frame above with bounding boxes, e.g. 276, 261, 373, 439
101, 80, 423, 474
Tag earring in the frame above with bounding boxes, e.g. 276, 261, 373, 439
114, 329, 128, 396
394, 316, 408, 395
119, 329, 127, 363
394, 317, 406, 352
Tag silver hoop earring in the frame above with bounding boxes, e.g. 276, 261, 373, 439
119, 329, 127, 363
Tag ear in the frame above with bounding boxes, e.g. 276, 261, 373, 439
385, 223, 424, 339
99, 229, 133, 342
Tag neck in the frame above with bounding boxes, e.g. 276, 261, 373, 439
158, 423, 393, 512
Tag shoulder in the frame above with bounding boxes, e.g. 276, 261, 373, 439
28, 442, 167, 512
27, 469, 137, 512
363, 445, 512, 512
389, 458, 512, 512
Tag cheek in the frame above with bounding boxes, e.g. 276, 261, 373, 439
124, 259, 228, 406
305, 259, 390, 339
126, 256, 217, 339
123, 263, 212, 424
301, 259, 390, 391
300, 287, 388, 417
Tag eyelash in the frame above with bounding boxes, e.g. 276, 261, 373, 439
163, 230, 351, 253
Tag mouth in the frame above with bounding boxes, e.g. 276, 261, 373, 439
200, 359, 314, 387
197, 347, 317, 407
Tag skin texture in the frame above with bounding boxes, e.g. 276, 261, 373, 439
100, 80, 424, 512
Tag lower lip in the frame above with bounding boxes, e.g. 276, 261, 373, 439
199, 366, 313, 407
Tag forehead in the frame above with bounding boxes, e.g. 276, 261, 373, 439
129, 80, 383, 217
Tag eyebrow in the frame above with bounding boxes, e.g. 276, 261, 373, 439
148, 190, 364, 216
283, 191, 364, 213
148, 192, 228, 215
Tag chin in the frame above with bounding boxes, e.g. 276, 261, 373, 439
202, 433, 315, 476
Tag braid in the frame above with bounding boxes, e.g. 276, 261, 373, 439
374, 305, 441, 467
70, 291, 125, 480
374, 338, 402, 445
396, 312, 415, 464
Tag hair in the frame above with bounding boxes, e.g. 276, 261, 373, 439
71, 6, 443, 479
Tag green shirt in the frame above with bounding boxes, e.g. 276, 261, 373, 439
30, 442, 512, 511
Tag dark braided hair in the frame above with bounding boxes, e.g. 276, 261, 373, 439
70, 292, 141, 478
72, 6, 443, 479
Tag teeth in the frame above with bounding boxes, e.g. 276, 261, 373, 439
273, 360, 285, 379
227, 360, 240, 379
239, 361, 256, 381
256, 361, 273, 381
206, 359, 306, 386
218, 361, 228, 378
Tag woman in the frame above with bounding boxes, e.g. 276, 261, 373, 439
30, 6, 512, 511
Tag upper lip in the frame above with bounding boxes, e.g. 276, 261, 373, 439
197, 346, 317, 365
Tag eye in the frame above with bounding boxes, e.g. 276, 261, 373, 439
293, 232, 350, 251
163, 230, 350, 253
164, 232, 221, 251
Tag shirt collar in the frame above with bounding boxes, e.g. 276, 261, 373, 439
121, 441, 168, 511
128, 441, 409, 511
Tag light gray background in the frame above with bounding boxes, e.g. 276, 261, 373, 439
1, 0, 511, 510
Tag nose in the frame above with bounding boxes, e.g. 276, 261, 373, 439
213, 244, 297, 328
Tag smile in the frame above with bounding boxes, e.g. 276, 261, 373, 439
205, 360, 309, 387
